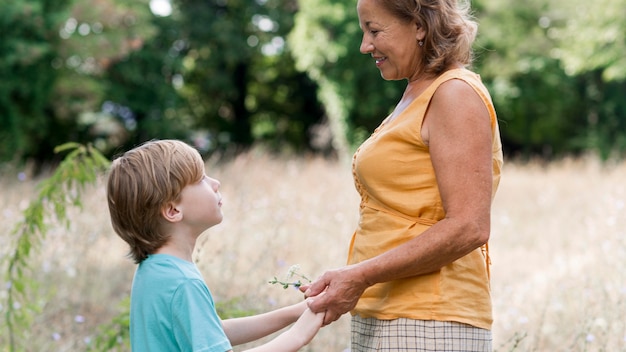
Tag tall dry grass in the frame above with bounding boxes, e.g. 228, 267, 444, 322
1, 152, 625, 351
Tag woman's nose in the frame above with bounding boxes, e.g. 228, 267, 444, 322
360, 35, 373, 54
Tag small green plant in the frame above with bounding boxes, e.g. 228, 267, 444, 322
86, 298, 131, 352
268, 264, 312, 289
1, 143, 110, 352
216, 297, 259, 319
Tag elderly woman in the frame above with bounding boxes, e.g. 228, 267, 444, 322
303, 0, 503, 351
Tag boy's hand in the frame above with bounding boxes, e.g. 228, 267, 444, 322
287, 307, 324, 347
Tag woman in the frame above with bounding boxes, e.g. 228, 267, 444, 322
302, 0, 503, 350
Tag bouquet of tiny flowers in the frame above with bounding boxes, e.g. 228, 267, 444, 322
269, 264, 311, 289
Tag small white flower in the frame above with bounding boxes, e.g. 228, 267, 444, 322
286, 264, 301, 280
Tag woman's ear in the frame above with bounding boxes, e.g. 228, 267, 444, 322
161, 202, 183, 223
416, 23, 426, 42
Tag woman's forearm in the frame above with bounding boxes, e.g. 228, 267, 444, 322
357, 216, 489, 286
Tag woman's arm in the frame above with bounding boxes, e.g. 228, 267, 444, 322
304, 78, 495, 325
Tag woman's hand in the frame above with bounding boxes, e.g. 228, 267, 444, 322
301, 266, 369, 325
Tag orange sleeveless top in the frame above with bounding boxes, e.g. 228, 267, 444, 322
348, 68, 503, 330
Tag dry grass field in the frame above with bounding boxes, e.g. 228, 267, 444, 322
1, 151, 625, 351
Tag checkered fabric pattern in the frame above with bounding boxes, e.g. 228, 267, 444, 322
351, 316, 492, 352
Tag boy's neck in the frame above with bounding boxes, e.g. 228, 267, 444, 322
154, 233, 197, 262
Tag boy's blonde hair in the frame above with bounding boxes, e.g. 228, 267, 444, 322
107, 140, 205, 263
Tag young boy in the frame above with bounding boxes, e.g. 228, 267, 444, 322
106, 139, 324, 351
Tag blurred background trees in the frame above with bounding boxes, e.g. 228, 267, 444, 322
1, 0, 625, 166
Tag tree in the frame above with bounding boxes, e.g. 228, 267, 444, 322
173, 0, 325, 155
290, 0, 404, 157
53, 0, 163, 155
0, 0, 160, 164
101, 12, 189, 153
547, 0, 626, 82
0, 0, 73, 163
473, 0, 626, 159
546, 0, 626, 158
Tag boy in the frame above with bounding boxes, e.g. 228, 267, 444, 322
106, 139, 324, 351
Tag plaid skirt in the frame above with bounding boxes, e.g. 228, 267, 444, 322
351, 316, 492, 352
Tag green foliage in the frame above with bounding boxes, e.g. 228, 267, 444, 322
175, 0, 325, 153
3, 0, 626, 165
473, 0, 626, 159
87, 298, 131, 352
2, 143, 110, 351
101, 13, 188, 153
216, 298, 259, 319
290, 0, 405, 155
0, 0, 74, 162
546, 0, 626, 81
0, 0, 160, 163
54, 0, 162, 154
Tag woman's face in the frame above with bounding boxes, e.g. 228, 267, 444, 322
357, 0, 425, 81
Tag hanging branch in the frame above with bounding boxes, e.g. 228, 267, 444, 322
2, 143, 110, 351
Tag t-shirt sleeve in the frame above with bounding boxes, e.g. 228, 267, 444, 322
171, 279, 233, 352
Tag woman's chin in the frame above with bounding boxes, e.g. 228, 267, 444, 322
380, 72, 401, 81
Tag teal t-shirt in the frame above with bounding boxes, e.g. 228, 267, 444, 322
130, 254, 232, 352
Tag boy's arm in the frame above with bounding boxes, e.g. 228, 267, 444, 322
221, 300, 307, 346
244, 308, 324, 352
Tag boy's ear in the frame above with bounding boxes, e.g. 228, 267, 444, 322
161, 202, 183, 223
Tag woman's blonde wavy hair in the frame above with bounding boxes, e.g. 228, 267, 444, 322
375, 0, 477, 75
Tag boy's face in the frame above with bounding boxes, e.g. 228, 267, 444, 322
177, 175, 224, 232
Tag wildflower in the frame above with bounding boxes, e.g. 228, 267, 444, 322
286, 264, 301, 280
269, 264, 311, 289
